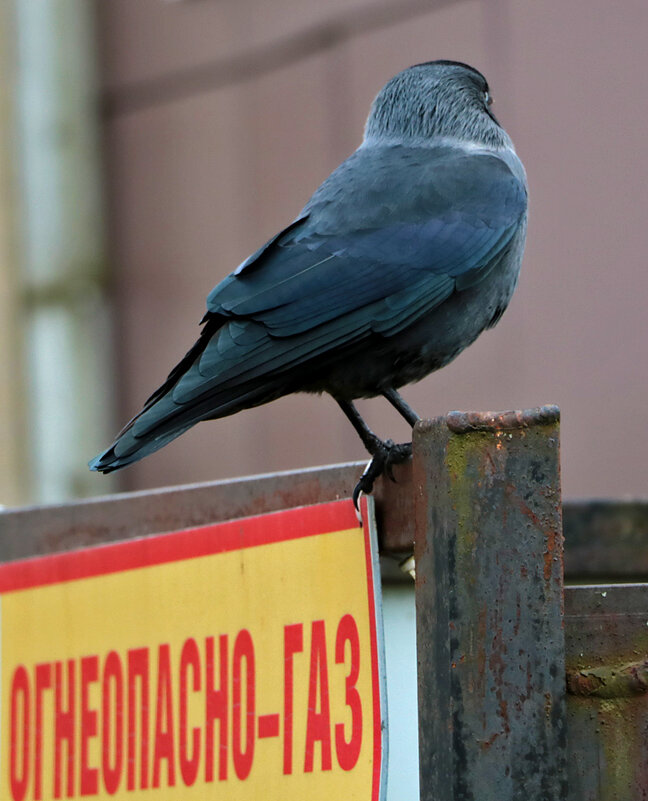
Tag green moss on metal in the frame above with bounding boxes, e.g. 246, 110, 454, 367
445, 430, 492, 567
598, 698, 637, 798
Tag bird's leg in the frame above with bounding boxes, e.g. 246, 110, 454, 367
335, 398, 413, 507
379, 389, 420, 579
379, 388, 419, 479
335, 398, 384, 454
381, 387, 421, 426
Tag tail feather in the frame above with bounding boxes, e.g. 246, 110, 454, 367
89, 357, 290, 474
88, 423, 194, 474
89, 313, 279, 474
89, 379, 288, 473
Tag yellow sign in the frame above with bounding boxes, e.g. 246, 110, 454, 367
0, 498, 385, 800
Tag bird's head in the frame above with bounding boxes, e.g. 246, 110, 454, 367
364, 60, 511, 149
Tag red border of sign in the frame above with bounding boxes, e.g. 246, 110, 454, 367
360, 499, 385, 801
0, 500, 361, 592
0, 498, 384, 801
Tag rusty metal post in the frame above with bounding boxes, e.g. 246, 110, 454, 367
413, 406, 567, 801
564, 584, 648, 800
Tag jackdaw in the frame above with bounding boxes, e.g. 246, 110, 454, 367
90, 60, 528, 502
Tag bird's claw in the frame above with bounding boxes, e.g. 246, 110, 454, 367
383, 440, 400, 482
353, 458, 386, 509
352, 439, 412, 509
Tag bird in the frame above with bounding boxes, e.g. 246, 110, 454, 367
90, 60, 528, 504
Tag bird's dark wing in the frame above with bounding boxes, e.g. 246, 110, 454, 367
206, 145, 526, 333
158, 145, 525, 407
90, 144, 526, 470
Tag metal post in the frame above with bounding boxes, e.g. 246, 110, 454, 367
413, 405, 567, 801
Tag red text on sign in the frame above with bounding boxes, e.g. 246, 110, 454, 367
7, 614, 363, 799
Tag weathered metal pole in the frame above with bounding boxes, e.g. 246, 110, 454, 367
413, 406, 567, 801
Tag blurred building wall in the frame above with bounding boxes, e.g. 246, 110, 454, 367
1, 0, 116, 507
95, 0, 648, 499
0, 0, 27, 507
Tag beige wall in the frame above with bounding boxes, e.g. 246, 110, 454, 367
95, 0, 648, 499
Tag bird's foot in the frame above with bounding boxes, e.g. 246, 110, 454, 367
352, 439, 412, 509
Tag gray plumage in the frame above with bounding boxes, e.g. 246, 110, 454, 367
90, 60, 527, 482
